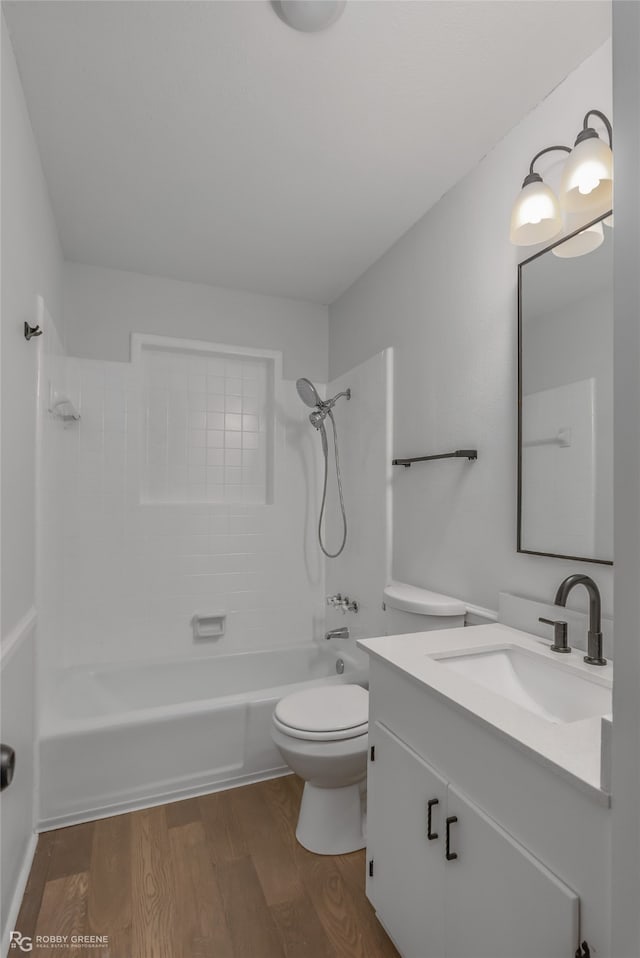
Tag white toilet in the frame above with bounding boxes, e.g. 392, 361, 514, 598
271, 581, 467, 855
272, 684, 369, 854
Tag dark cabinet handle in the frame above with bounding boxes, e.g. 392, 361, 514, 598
427, 798, 439, 840
446, 815, 458, 861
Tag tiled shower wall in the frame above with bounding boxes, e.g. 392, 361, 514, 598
141, 347, 272, 505
59, 352, 325, 668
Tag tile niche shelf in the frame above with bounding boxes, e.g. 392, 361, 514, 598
132, 334, 281, 505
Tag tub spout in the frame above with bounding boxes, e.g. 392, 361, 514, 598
325, 627, 349, 641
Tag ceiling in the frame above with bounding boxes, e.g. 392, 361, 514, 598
3, 1, 611, 305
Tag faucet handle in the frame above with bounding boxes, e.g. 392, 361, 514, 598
538, 617, 571, 653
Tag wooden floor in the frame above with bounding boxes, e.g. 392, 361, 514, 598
16, 775, 399, 958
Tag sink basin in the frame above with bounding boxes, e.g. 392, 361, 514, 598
432, 645, 611, 724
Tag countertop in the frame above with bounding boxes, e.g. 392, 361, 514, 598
358, 623, 613, 806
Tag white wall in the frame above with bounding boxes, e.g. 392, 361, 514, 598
611, 2, 640, 955
0, 14, 63, 948
63, 261, 329, 382
329, 41, 613, 618
324, 350, 393, 653
0, 615, 36, 952
1, 18, 64, 636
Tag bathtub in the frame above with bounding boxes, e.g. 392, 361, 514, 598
39, 643, 368, 829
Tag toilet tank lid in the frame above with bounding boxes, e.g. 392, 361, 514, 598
383, 581, 467, 617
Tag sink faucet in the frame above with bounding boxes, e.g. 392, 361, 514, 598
553, 574, 607, 666
325, 627, 349, 641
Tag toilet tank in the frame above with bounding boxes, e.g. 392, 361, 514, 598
383, 581, 466, 635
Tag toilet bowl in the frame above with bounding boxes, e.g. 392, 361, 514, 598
271, 684, 369, 855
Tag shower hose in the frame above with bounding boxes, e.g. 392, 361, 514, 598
318, 409, 347, 558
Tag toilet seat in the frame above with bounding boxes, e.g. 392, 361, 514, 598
272, 714, 368, 741
273, 684, 368, 742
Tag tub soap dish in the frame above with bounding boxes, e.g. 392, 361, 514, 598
191, 613, 226, 640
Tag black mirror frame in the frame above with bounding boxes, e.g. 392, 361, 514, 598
517, 209, 614, 566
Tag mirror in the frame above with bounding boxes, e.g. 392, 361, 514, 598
518, 212, 613, 565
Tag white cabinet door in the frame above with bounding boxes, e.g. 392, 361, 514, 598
366, 722, 447, 958
444, 784, 579, 958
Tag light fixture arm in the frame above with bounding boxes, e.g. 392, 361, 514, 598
528, 145, 572, 177
582, 109, 613, 147
519, 145, 571, 189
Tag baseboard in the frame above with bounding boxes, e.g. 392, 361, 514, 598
1, 831, 37, 957
38, 766, 292, 832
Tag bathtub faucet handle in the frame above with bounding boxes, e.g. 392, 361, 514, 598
326, 593, 358, 614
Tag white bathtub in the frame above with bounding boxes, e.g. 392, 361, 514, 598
39, 643, 368, 828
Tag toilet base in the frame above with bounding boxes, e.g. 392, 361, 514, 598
296, 781, 365, 855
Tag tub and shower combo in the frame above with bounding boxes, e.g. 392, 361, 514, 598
39, 363, 374, 832
40, 643, 367, 827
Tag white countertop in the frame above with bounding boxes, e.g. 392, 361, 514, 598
358, 623, 613, 806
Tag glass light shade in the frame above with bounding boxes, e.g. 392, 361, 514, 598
551, 221, 604, 259
274, 1, 346, 32
510, 179, 562, 246
559, 136, 613, 215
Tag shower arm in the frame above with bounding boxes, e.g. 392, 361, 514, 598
319, 388, 351, 411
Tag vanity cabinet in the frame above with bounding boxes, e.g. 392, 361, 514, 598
367, 721, 579, 958
367, 722, 447, 958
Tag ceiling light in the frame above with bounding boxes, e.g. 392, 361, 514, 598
273, 1, 347, 33
559, 111, 613, 216
509, 146, 570, 246
551, 220, 604, 259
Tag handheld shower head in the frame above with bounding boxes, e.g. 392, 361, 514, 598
296, 377, 322, 408
309, 408, 325, 429
296, 374, 351, 559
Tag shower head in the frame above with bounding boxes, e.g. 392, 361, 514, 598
296, 377, 322, 408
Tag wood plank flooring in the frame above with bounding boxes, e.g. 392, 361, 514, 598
15, 776, 399, 958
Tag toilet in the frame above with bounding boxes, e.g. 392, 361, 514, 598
272, 684, 369, 854
271, 581, 467, 855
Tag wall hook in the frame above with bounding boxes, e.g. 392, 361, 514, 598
24, 322, 43, 341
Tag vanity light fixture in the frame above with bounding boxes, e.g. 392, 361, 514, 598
551, 219, 604, 259
559, 110, 613, 216
510, 109, 613, 249
509, 145, 571, 246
